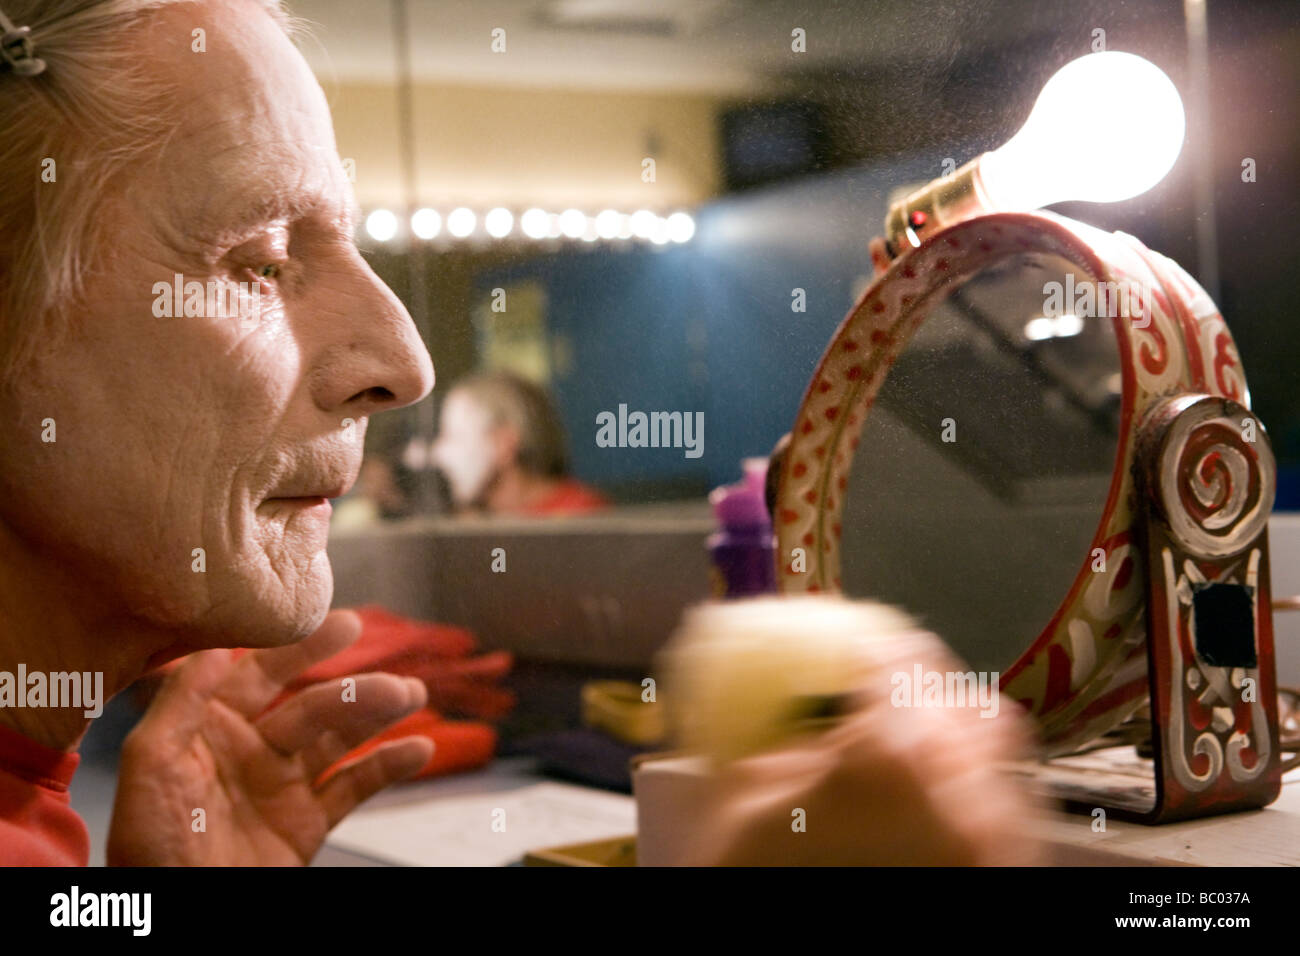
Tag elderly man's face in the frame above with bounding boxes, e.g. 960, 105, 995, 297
0, 0, 433, 649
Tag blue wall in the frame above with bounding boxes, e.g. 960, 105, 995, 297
477, 150, 954, 492
479, 243, 708, 487
686, 153, 943, 485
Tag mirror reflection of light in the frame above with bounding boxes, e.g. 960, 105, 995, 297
630, 210, 658, 239
666, 211, 695, 243
447, 207, 476, 238
1024, 314, 1084, 341
411, 208, 441, 239
485, 207, 514, 238
559, 208, 586, 239
1025, 318, 1055, 341
595, 209, 621, 239
1054, 313, 1084, 337
521, 208, 549, 239
649, 216, 671, 245
365, 209, 399, 242
421, 206, 687, 243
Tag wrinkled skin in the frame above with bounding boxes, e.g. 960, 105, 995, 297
108, 611, 433, 865
0, 0, 435, 863
0, 0, 1041, 867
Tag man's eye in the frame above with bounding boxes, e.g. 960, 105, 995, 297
257, 263, 282, 280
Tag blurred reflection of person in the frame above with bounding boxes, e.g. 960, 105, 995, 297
431, 370, 608, 516
331, 420, 452, 528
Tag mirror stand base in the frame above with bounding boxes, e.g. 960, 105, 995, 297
1018, 394, 1283, 826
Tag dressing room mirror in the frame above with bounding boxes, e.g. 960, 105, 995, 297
838, 254, 1122, 670
280, 0, 1284, 545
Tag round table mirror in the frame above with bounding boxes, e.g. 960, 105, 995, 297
836, 251, 1122, 673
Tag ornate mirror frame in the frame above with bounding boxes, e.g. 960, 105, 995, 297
773, 211, 1280, 820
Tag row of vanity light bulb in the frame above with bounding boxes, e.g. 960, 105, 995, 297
362, 206, 697, 244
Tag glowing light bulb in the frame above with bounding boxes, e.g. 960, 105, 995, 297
520, 208, 550, 239
979, 52, 1185, 211
630, 210, 658, 240
595, 209, 621, 239
447, 207, 476, 238
485, 207, 514, 238
559, 208, 587, 239
666, 212, 695, 243
411, 208, 441, 239
365, 209, 398, 242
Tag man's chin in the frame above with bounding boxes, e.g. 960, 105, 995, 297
197, 563, 334, 649
266, 577, 334, 647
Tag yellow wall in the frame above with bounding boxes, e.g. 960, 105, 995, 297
324, 82, 724, 211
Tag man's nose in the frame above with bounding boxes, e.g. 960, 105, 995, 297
309, 250, 435, 417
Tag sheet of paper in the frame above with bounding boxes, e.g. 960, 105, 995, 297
326, 782, 637, 867
1023, 753, 1300, 866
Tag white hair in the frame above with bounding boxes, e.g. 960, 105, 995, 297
0, 0, 293, 386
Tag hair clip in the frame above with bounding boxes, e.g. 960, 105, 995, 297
0, 8, 46, 77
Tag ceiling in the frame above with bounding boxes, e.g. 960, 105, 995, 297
286, 0, 1119, 94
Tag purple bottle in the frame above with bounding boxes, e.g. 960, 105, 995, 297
707, 458, 778, 598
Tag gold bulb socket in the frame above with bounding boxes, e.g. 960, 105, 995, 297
883, 154, 998, 259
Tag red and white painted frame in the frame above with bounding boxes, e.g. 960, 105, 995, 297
774, 210, 1251, 755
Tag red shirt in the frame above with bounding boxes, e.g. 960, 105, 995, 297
530, 479, 609, 516
0, 724, 89, 866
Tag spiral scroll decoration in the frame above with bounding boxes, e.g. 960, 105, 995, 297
1156, 398, 1275, 560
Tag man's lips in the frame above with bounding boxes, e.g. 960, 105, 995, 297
259, 494, 335, 525
262, 477, 354, 506
268, 484, 347, 500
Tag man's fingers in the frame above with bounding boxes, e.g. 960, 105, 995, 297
133, 647, 236, 740
316, 737, 434, 830
215, 609, 364, 717
255, 674, 426, 778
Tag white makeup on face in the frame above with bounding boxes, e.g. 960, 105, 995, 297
0, 1, 434, 652
431, 393, 498, 506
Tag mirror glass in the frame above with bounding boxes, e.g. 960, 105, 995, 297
839, 255, 1122, 670
290, 0, 1193, 533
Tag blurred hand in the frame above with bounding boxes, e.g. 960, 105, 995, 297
107, 610, 432, 865
679, 632, 1043, 866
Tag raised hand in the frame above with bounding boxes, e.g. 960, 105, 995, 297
107, 610, 433, 865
